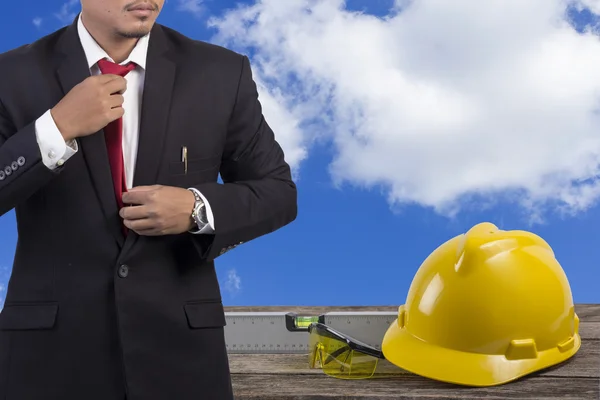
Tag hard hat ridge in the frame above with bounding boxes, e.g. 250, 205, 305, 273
454, 223, 554, 275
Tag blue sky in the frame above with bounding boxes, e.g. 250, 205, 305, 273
1, 0, 600, 308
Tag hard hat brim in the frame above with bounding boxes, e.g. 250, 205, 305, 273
381, 317, 581, 387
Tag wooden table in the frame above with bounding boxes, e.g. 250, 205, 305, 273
224, 305, 599, 399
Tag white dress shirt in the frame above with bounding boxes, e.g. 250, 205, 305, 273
33, 13, 214, 233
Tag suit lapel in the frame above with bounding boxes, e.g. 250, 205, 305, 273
54, 18, 126, 248
132, 24, 176, 188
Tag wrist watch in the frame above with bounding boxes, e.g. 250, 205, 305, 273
188, 188, 208, 231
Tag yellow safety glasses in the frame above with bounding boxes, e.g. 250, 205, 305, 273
308, 322, 385, 379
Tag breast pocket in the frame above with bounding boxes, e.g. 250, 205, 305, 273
169, 154, 221, 175
168, 154, 221, 187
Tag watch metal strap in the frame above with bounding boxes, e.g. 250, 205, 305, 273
189, 187, 202, 203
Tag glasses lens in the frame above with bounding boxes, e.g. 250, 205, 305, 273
308, 325, 320, 368
308, 324, 379, 379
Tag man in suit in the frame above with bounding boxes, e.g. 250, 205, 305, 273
0, 0, 297, 399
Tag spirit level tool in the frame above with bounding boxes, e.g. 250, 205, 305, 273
224, 311, 398, 354
224, 312, 317, 354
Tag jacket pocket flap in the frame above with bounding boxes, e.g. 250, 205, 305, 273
0, 302, 58, 330
183, 300, 226, 329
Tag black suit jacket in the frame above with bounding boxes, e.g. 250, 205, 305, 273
0, 16, 297, 400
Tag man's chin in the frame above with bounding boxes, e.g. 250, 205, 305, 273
117, 26, 153, 39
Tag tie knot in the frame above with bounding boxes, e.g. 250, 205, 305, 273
97, 58, 136, 77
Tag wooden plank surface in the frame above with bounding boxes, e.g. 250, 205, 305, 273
230, 376, 598, 399
225, 304, 599, 399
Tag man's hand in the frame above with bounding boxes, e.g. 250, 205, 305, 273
51, 74, 128, 141
120, 185, 196, 236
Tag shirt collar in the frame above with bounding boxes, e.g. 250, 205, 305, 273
77, 13, 149, 70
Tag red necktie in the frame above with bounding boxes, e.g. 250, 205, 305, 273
97, 59, 136, 234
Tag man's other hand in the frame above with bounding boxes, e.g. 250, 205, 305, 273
120, 185, 196, 235
51, 74, 127, 141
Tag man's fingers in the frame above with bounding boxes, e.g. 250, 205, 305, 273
105, 76, 127, 95
120, 185, 168, 234
120, 205, 151, 220
124, 219, 168, 236
108, 94, 124, 108
124, 217, 156, 231
95, 74, 124, 84
122, 189, 153, 205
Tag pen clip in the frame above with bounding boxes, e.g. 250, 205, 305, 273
182, 146, 188, 174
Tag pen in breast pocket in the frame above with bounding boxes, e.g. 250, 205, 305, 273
182, 146, 188, 174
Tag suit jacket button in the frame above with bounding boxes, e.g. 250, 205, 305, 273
118, 264, 129, 278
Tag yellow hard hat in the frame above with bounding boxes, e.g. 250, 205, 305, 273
381, 222, 580, 386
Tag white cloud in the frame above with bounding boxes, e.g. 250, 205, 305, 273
224, 268, 241, 295
33, 0, 78, 30
572, 0, 600, 16
177, 0, 205, 18
54, 0, 79, 24
207, 0, 600, 221
252, 79, 309, 177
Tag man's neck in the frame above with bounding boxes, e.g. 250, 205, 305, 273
80, 15, 138, 63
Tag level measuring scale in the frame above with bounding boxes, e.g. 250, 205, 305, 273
224, 311, 398, 354
224, 312, 317, 354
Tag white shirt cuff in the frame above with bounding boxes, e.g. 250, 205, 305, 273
34, 109, 78, 170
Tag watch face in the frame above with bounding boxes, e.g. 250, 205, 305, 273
194, 204, 207, 225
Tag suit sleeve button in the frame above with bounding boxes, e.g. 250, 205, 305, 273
118, 264, 129, 278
